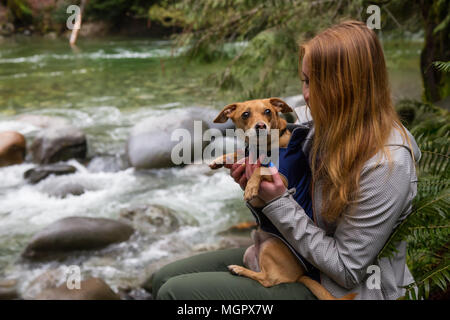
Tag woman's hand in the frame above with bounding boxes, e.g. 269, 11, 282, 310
225, 157, 258, 191
258, 166, 287, 203
225, 158, 287, 204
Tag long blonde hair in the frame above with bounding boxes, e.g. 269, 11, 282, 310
300, 20, 410, 223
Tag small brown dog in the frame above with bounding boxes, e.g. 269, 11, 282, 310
209, 98, 292, 207
210, 98, 356, 300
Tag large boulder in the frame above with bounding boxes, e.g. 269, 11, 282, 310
35, 277, 120, 300
24, 164, 77, 184
126, 111, 209, 169
30, 126, 87, 164
0, 131, 26, 167
22, 217, 134, 260
185, 107, 235, 133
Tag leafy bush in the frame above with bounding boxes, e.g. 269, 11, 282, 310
151, 0, 428, 100
380, 99, 450, 300
84, 0, 153, 23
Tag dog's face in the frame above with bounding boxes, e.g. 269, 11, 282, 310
213, 98, 293, 137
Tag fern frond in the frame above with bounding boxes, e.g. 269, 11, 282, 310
433, 61, 450, 73
415, 133, 450, 178
416, 178, 450, 202
402, 259, 450, 300
378, 189, 450, 259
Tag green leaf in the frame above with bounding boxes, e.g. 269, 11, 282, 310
433, 61, 450, 73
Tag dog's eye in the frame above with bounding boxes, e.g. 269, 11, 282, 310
264, 109, 271, 115
241, 112, 250, 119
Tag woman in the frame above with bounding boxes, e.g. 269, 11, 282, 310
151, 20, 420, 300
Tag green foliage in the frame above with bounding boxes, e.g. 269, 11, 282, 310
396, 99, 450, 139
431, 61, 450, 100
148, 1, 186, 28
379, 100, 450, 300
433, 61, 450, 73
150, 0, 361, 99
51, 0, 72, 26
85, 0, 154, 23
152, 0, 427, 100
5, 0, 32, 24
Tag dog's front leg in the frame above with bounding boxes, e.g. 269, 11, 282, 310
244, 167, 273, 201
209, 152, 238, 169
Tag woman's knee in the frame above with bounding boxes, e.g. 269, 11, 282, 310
156, 274, 198, 300
150, 264, 178, 298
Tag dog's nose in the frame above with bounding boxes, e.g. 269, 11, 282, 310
254, 122, 267, 130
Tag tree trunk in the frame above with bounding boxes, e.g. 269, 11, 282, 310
419, 0, 450, 103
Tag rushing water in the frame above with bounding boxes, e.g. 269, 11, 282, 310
0, 36, 423, 297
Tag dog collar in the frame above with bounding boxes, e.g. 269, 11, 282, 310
261, 161, 275, 168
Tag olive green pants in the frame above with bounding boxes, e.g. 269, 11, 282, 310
151, 248, 316, 300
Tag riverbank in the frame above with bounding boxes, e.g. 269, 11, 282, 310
0, 1, 176, 41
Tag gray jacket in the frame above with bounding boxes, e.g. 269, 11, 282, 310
258, 122, 421, 300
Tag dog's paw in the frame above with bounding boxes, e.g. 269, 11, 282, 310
244, 185, 259, 201
209, 161, 223, 170
228, 265, 244, 276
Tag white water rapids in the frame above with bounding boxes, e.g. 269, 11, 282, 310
0, 105, 250, 296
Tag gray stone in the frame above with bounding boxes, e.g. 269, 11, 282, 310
0, 279, 19, 300
24, 164, 77, 184
22, 217, 134, 260
185, 107, 235, 133
30, 126, 87, 164
119, 204, 180, 234
35, 277, 120, 300
118, 287, 152, 300
126, 112, 208, 169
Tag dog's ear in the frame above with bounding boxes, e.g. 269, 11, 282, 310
269, 98, 293, 113
213, 104, 238, 123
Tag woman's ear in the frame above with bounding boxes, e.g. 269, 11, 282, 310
213, 104, 238, 123
268, 98, 293, 113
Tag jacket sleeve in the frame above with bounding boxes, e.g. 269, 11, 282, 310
260, 147, 414, 289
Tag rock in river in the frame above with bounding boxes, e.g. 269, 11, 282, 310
126, 112, 209, 169
119, 204, 180, 234
22, 217, 134, 260
0, 131, 26, 167
0, 279, 19, 300
24, 163, 77, 184
185, 107, 235, 133
30, 126, 87, 164
35, 277, 120, 300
